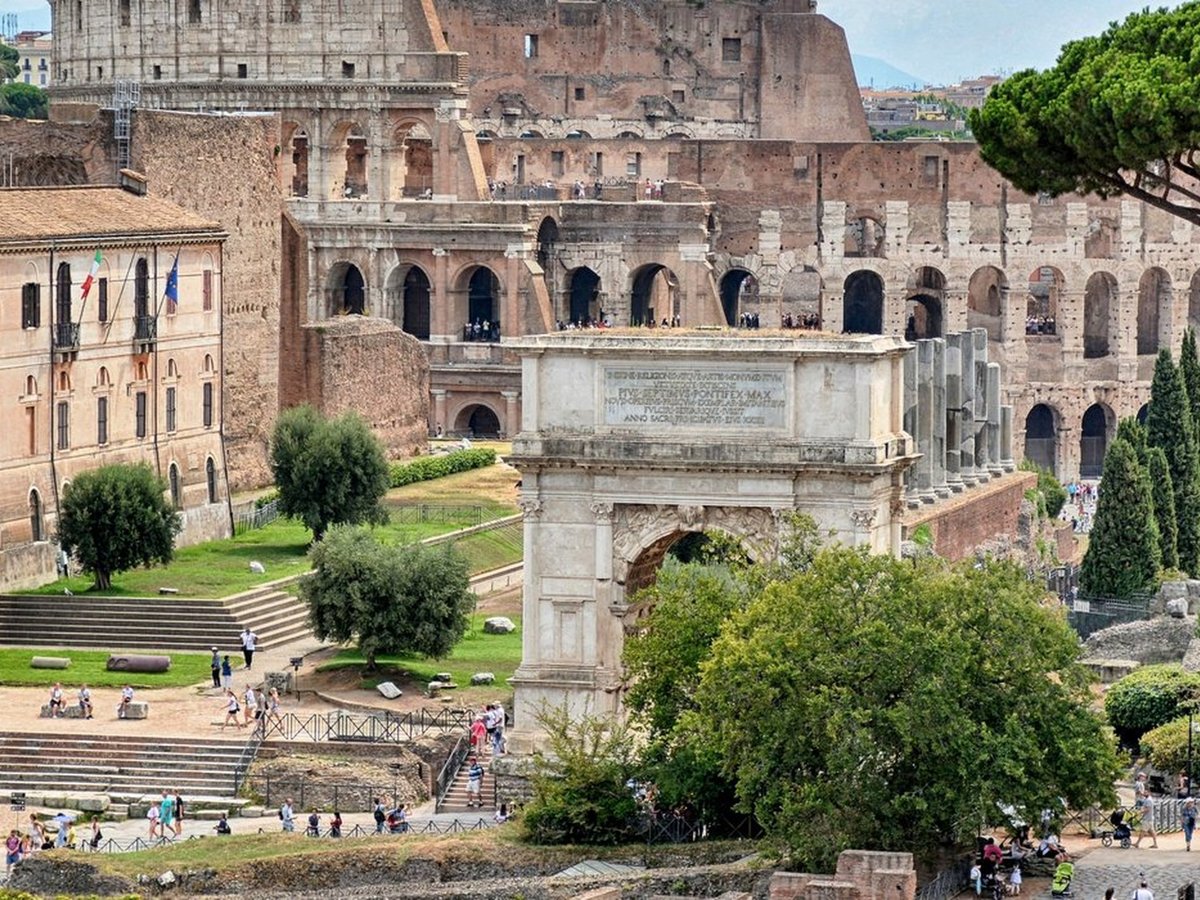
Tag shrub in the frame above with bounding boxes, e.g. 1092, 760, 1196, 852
388, 448, 497, 488
1140, 715, 1192, 775
1105, 664, 1200, 745
1020, 460, 1067, 519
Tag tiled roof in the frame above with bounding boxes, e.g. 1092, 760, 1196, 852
0, 186, 222, 245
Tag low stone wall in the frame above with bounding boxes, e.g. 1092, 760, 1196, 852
901, 471, 1035, 562
1082, 616, 1196, 666
771, 850, 916, 900
0, 542, 57, 592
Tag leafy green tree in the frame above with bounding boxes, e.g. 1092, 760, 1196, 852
1182, 328, 1200, 442
1105, 664, 1200, 746
1140, 716, 1197, 775
1147, 447, 1179, 571
523, 704, 640, 845
299, 525, 473, 669
56, 463, 181, 591
1146, 350, 1200, 572
1019, 460, 1068, 519
1080, 439, 1161, 598
0, 44, 18, 81
270, 405, 389, 541
0, 83, 48, 119
692, 549, 1120, 870
971, 4, 1200, 226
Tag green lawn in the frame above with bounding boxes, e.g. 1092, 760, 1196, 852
318, 613, 523, 693
450, 523, 523, 573
0, 648, 211, 688
23, 503, 514, 599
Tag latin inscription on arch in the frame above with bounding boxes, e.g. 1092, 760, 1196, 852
603, 366, 787, 429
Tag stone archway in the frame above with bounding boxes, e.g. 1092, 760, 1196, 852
567, 267, 601, 325
719, 269, 757, 326
843, 270, 883, 334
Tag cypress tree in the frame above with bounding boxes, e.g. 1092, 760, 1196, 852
1147, 446, 1179, 571
1146, 349, 1200, 573
1116, 416, 1149, 468
1182, 328, 1200, 441
1080, 439, 1160, 599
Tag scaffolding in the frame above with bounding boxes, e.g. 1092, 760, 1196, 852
113, 80, 141, 173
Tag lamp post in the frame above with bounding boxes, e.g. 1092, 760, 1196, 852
1189, 705, 1194, 799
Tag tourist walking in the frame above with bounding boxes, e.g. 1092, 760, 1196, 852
158, 791, 175, 838
466, 756, 484, 808
240, 626, 258, 670
146, 804, 160, 840
1185, 797, 1197, 851
243, 684, 258, 726
210, 647, 221, 688
1134, 790, 1158, 848
1132, 880, 1154, 900
266, 687, 284, 729
173, 790, 184, 837
373, 797, 387, 834
280, 798, 295, 833
88, 816, 102, 850
221, 688, 243, 730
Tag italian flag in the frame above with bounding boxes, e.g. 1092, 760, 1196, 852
79, 249, 103, 300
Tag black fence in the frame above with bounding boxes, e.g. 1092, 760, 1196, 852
1066, 593, 1153, 640
635, 811, 761, 844
264, 708, 473, 744
256, 776, 410, 812
915, 859, 972, 900
388, 504, 498, 528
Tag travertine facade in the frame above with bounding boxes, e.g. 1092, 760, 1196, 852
507, 331, 914, 747
0, 184, 230, 589
40, 0, 1200, 485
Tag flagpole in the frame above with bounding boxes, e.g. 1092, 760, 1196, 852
75, 249, 103, 326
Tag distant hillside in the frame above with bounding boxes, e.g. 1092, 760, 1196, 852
851, 54, 928, 90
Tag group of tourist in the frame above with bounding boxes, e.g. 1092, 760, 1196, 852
631, 315, 683, 329
469, 702, 508, 758
1062, 480, 1098, 535
1025, 316, 1058, 335
44, 682, 135, 720
145, 790, 185, 840
220, 684, 283, 731
462, 320, 501, 343
782, 312, 822, 330
556, 316, 613, 330
372, 797, 408, 834
5, 813, 105, 872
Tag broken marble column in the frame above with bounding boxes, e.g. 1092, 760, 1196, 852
959, 331, 977, 485
1000, 405, 1015, 472
915, 339, 936, 503
931, 338, 950, 497
986, 362, 1003, 476
943, 333, 964, 492
903, 346, 919, 506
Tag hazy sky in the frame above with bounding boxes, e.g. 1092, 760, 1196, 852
820, 0, 1181, 86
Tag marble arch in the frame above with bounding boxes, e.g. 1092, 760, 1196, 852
506, 330, 915, 749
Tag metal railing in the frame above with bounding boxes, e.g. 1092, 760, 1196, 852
257, 776, 406, 811
134, 314, 157, 344
1066, 593, 1153, 640
53, 322, 80, 351
434, 732, 472, 814
233, 499, 280, 534
264, 708, 473, 744
636, 810, 761, 844
232, 718, 265, 794
915, 859, 972, 900
388, 504, 497, 527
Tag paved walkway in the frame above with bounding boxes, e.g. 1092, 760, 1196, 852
1020, 831, 1200, 899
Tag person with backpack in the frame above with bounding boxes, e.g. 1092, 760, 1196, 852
373, 797, 387, 834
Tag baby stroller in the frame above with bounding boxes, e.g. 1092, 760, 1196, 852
1050, 861, 1075, 898
1099, 807, 1133, 848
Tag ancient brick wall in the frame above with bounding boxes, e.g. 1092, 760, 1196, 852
902, 471, 1036, 562
770, 850, 916, 900
302, 317, 431, 459
130, 110, 284, 490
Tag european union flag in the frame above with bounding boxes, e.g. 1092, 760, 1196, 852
164, 258, 179, 311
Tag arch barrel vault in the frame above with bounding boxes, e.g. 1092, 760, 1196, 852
505, 331, 917, 751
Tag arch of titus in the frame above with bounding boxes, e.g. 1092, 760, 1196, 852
506, 331, 915, 748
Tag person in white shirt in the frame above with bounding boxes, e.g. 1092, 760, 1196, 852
1132, 880, 1154, 900
239, 627, 258, 670
117, 685, 134, 719
243, 684, 258, 727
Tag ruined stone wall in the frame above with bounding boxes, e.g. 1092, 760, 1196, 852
129, 110, 284, 490
302, 316, 431, 459
901, 472, 1035, 562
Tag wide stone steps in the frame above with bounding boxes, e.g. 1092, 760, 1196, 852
0, 583, 312, 652
439, 753, 498, 813
0, 732, 248, 799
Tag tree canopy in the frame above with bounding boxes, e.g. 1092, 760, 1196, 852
1146, 349, 1200, 573
0, 83, 48, 120
689, 549, 1119, 870
299, 525, 473, 668
970, 3, 1200, 226
1080, 438, 1161, 598
56, 463, 181, 591
0, 45, 18, 81
270, 405, 390, 542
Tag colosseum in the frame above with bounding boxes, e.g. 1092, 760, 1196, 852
43, 0, 1198, 482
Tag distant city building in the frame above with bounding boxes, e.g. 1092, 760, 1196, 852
7, 31, 51, 88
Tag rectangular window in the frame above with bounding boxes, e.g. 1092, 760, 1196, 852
166, 386, 177, 433
284, 1, 302, 23
341, 60, 355, 78
97, 396, 108, 445
188, 0, 201, 24
120, 0, 131, 26
153, 65, 163, 80
551, 150, 565, 178
722, 37, 742, 62
203, 382, 214, 428
135, 391, 147, 439
21, 282, 40, 329
97, 65, 103, 79
524, 34, 539, 59
56, 401, 69, 450
626, 152, 642, 177
574, 86, 585, 101
923, 155, 939, 179
237, 63, 248, 79
27, 408, 36, 455
591, 151, 604, 177
97, 278, 109, 323
202, 270, 213, 311
672, 89, 685, 104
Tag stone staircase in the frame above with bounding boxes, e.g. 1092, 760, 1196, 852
439, 747, 498, 813
0, 732, 250, 799
0, 581, 311, 652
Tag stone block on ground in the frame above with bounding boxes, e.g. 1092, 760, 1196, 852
30, 656, 70, 669
71, 794, 110, 813
483, 616, 515, 634
433, 672, 453, 683
107, 654, 171, 673
239, 806, 264, 818
376, 681, 402, 700
39, 704, 85, 719
108, 804, 129, 819
192, 809, 227, 820
1168, 597, 1189, 618
471, 672, 495, 685
263, 671, 292, 693
118, 701, 150, 719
